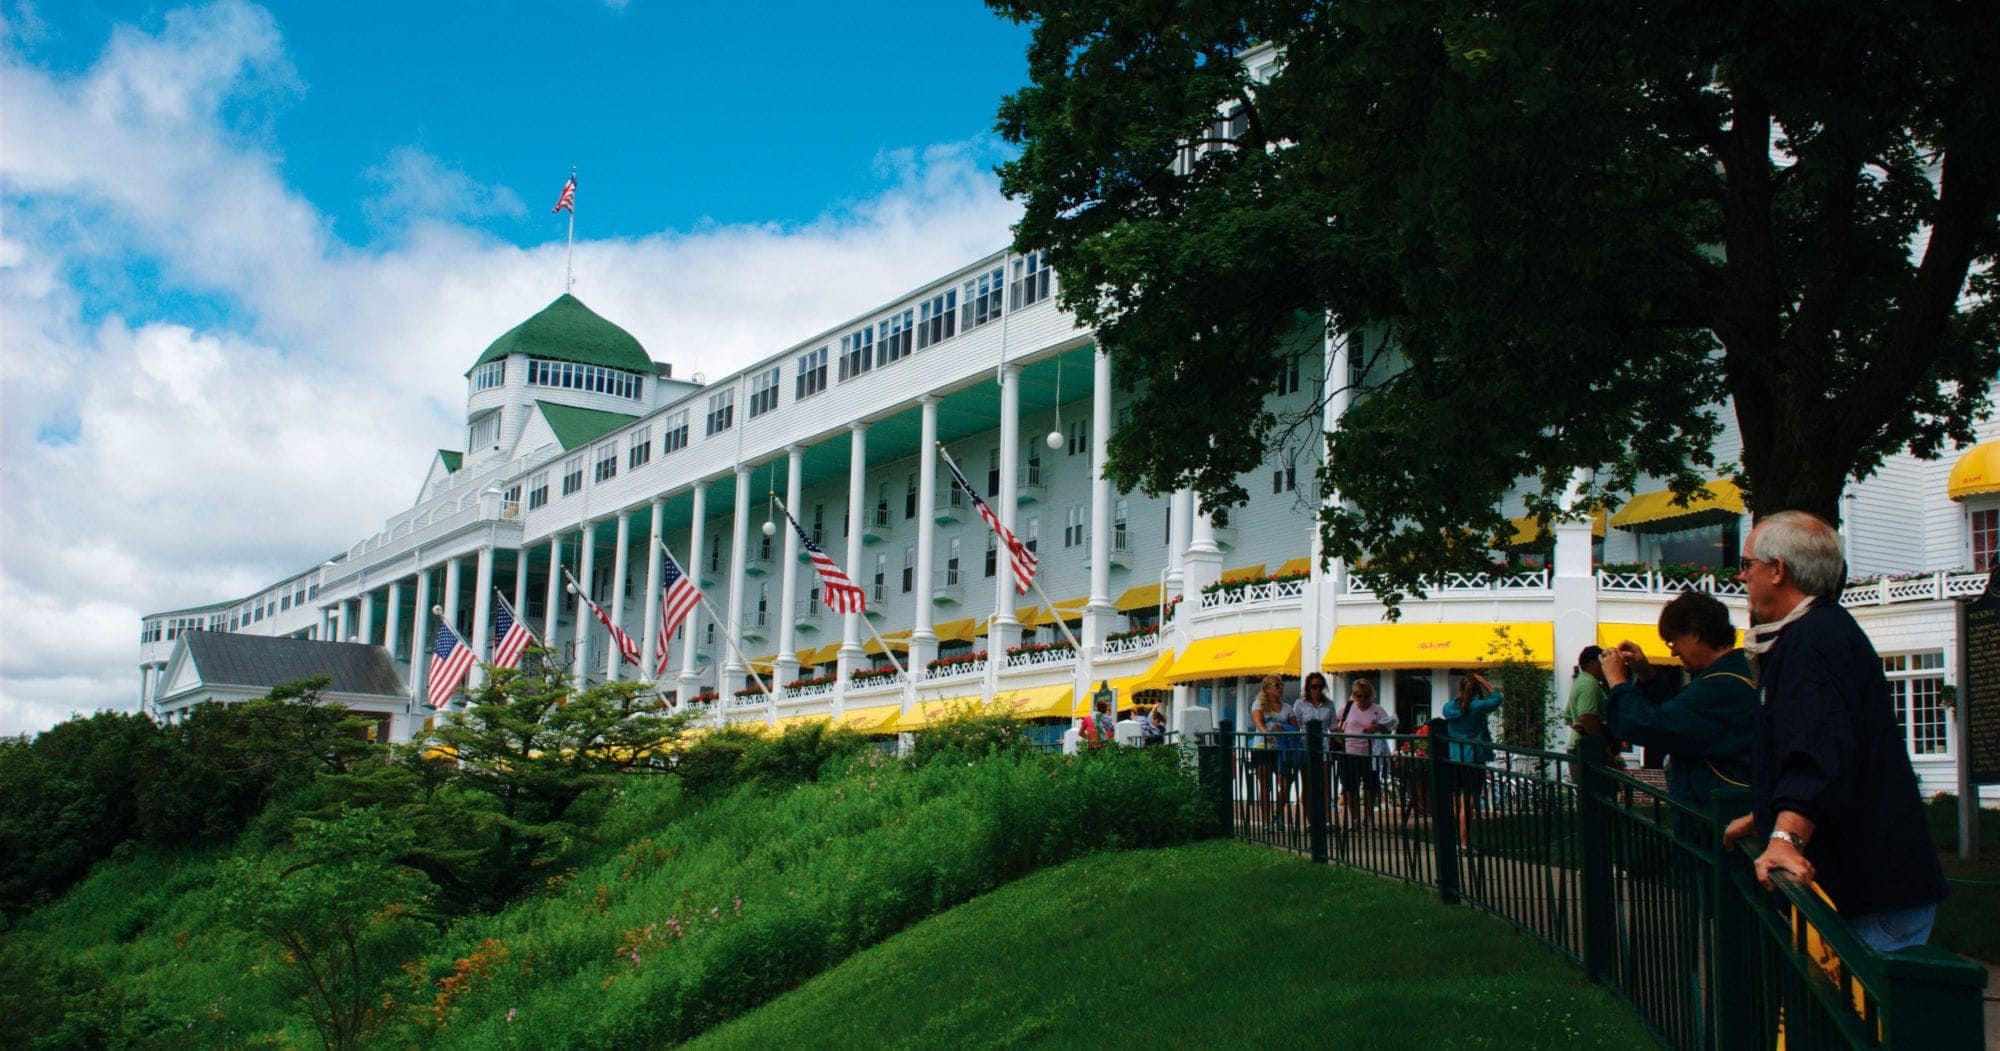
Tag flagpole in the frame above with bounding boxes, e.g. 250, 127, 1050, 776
428, 607, 473, 710
492, 587, 541, 647
936, 443, 1082, 658
771, 495, 915, 707
564, 166, 576, 293
656, 536, 774, 716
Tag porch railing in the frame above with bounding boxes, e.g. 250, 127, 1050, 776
1197, 723, 1986, 1049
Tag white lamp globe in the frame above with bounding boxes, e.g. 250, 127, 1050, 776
1045, 429, 1063, 450
762, 520, 777, 537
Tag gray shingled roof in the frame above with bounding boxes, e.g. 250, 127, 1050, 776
181, 631, 407, 698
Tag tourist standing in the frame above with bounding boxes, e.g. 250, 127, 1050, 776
1441, 672, 1502, 845
1565, 645, 1610, 747
1247, 676, 1289, 832
1600, 592, 1755, 807
1337, 679, 1395, 827
1722, 511, 1947, 951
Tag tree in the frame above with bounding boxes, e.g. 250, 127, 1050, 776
992, 0, 2000, 604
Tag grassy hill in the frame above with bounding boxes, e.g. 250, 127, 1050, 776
692, 840, 1650, 1049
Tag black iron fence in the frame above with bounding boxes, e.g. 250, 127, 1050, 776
1197, 718, 1987, 1049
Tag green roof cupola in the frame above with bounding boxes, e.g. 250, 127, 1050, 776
466, 293, 653, 376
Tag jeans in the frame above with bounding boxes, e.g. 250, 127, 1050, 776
1846, 902, 1937, 953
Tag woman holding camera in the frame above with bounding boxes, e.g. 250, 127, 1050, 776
1441, 671, 1503, 846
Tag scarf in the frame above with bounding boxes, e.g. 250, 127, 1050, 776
1742, 595, 1816, 661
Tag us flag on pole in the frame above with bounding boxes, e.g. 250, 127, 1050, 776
655, 549, 702, 678
943, 451, 1038, 594
490, 595, 535, 670
552, 174, 576, 214
427, 623, 476, 709
585, 592, 642, 667
783, 508, 866, 614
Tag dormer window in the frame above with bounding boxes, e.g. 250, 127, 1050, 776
472, 361, 506, 392
527, 358, 641, 399
468, 411, 502, 451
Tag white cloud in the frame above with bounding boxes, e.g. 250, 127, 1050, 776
0, 2, 1021, 736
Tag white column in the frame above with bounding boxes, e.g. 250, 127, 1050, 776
512, 547, 530, 624
1084, 348, 1115, 649
1185, 493, 1223, 596
383, 581, 403, 661
357, 589, 376, 646
341, 600, 358, 641
472, 547, 495, 663
640, 497, 665, 679
441, 558, 463, 643
1306, 323, 1348, 677
1551, 467, 1599, 717
408, 566, 431, 702
992, 364, 1022, 650
139, 665, 152, 709
1166, 490, 1193, 599
319, 605, 333, 641
573, 521, 595, 689
909, 399, 940, 672
777, 446, 804, 686
679, 483, 708, 699
544, 533, 565, 645
606, 510, 632, 681
724, 466, 752, 695
839, 424, 869, 676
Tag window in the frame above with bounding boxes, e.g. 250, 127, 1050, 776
758, 530, 774, 561
1024, 516, 1040, 554
756, 583, 769, 626
705, 389, 735, 436
875, 481, 890, 529
962, 266, 1005, 330
528, 472, 549, 510
503, 483, 522, 511
561, 456, 584, 497
948, 537, 961, 580
662, 410, 689, 454
594, 443, 619, 483
1884, 652, 1950, 757
878, 309, 913, 366
985, 532, 997, 577
709, 534, 722, 574
1973, 508, 1999, 571
749, 367, 780, 418
472, 360, 505, 392
280, 595, 291, 611
1067, 419, 1087, 456
873, 553, 887, 603
1277, 356, 1301, 396
628, 426, 652, 469
839, 324, 874, 381
1273, 466, 1296, 494
902, 544, 915, 593
812, 503, 825, 546
987, 448, 1000, 497
795, 346, 828, 400
1024, 444, 1042, 486
1064, 505, 1085, 548
1009, 251, 1053, 310
917, 289, 957, 348
468, 411, 501, 451
905, 473, 918, 519
526, 358, 641, 399
1114, 497, 1129, 549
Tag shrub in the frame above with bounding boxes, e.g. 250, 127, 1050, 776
672, 721, 873, 797
906, 704, 1032, 766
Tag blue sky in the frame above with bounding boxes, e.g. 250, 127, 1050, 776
0, 0, 1035, 734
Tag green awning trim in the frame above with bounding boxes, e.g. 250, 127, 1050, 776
437, 450, 462, 473
466, 294, 652, 376
537, 401, 638, 451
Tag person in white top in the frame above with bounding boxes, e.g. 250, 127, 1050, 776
1336, 679, 1396, 827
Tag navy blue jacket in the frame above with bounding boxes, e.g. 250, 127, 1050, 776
1752, 598, 1947, 917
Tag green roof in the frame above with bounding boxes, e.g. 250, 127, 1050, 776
467, 294, 652, 375
537, 401, 639, 450
437, 450, 463, 472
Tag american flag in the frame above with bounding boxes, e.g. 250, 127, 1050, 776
583, 590, 642, 667
427, 622, 476, 709
552, 174, 576, 214
490, 594, 534, 670
654, 550, 702, 678
783, 507, 866, 614
943, 450, 1038, 594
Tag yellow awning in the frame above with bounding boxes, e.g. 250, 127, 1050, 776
1114, 582, 1164, 613
933, 617, 980, 643
1508, 509, 1608, 545
1949, 442, 2000, 501
1078, 652, 1177, 715
1609, 479, 1746, 532
791, 644, 832, 667
893, 696, 983, 731
831, 704, 902, 735
989, 684, 1078, 720
770, 712, 830, 733
1166, 629, 1302, 684
1595, 623, 1743, 667
1274, 557, 1312, 578
1220, 563, 1267, 584
864, 629, 912, 657
1322, 622, 1554, 671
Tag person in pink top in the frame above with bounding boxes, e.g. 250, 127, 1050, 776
1336, 679, 1397, 827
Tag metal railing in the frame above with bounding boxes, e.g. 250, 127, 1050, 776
1197, 723, 1986, 1049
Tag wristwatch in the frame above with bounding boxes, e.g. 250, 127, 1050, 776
1769, 829, 1807, 850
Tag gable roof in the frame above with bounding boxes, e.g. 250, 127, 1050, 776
437, 449, 463, 472
467, 294, 652, 375
537, 400, 639, 450
176, 632, 407, 698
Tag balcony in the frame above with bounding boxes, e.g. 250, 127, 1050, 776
931, 567, 966, 606
922, 654, 986, 681
1082, 529, 1134, 569
934, 486, 968, 524
863, 505, 892, 545
743, 608, 770, 643
744, 545, 777, 577
1100, 630, 1160, 658
1342, 568, 1551, 596
1201, 575, 1309, 611
1017, 461, 1046, 505
1595, 568, 1742, 597
1005, 643, 1076, 670
794, 597, 826, 633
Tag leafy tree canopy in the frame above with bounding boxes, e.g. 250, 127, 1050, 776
992, 0, 1999, 604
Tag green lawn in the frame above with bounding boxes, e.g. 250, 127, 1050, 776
1928, 797, 2000, 964
691, 840, 1649, 1049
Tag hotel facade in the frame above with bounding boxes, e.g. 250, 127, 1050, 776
140, 245, 2000, 796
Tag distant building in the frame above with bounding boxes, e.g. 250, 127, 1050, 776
155, 632, 407, 740
139, 250, 1995, 797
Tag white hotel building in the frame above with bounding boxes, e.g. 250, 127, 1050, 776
139, 246, 2000, 795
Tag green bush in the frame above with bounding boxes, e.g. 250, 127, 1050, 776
672, 720, 874, 796
905, 703, 1032, 766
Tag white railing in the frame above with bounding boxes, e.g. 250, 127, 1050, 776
1005, 645, 1076, 669
794, 597, 824, 626
931, 567, 965, 605
1839, 570, 1987, 608
923, 658, 986, 681
726, 693, 769, 709
1200, 576, 1309, 610
1594, 569, 1745, 597
1100, 632, 1160, 657
933, 487, 968, 520
786, 679, 837, 700
680, 699, 717, 717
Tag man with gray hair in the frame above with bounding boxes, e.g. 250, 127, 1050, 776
1723, 510, 1947, 951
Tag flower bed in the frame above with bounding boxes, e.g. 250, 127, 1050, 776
848, 665, 901, 686
925, 650, 987, 674
1199, 570, 1308, 599
1003, 640, 1075, 658
1104, 625, 1158, 645
782, 674, 836, 692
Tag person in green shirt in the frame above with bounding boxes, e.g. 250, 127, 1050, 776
1600, 592, 1755, 807
1564, 645, 1609, 749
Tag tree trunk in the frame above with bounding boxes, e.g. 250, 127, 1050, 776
1734, 399, 1848, 527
